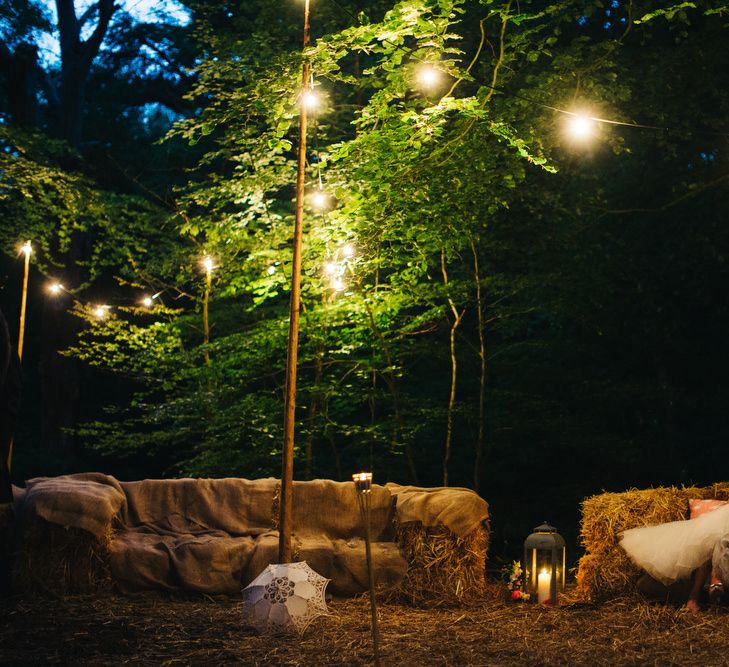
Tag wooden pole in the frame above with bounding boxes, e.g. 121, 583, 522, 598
363, 493, 381, 666
279, 0, 310, 564
8, 242, 31, 472
17, 242, 31, 362
354, 475, 381, 666
203, 267, 211, 364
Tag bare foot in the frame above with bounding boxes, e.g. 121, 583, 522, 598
686, 598, 701, 613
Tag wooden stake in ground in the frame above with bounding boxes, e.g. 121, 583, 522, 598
354, 472, 381, 667
279, 0, 310, 564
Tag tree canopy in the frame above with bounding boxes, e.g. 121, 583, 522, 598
1, 0, 728, 550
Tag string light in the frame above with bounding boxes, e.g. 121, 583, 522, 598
417, 65, 440, 90
302, 88, 319, 110
20, 241, 32, 257
311, 188, 329, 210
48, 282, 64, 295
324, 261, 338, 276
342, 244, 354, 258
267, 264, 277, 275
141, 290, 164, 307
331, 277, 345, 291
93, 305, 111, 319
202, 256, 215, 274
565, 113, 597, 141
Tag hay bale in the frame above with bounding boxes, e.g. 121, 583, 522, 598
388, 521, 489, 606
12, 517, 114, 596
575, 548, 642, 600
576, 482, 729, 601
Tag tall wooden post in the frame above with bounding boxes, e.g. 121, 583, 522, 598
354, 473, 381, 666
17, 242, 31, 361
8, 241, 31, 472
279, 0, 310, 564
203, 264, 211, 364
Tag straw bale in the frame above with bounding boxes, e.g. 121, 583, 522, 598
577, 482, 729, 600
575, 548, 642, 601
387, 521, 489, 606
12, 516, 114, 596
580, 487, 693, 556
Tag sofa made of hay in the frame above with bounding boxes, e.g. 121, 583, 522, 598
11, 473, 489, 603
576, 482, 729, 601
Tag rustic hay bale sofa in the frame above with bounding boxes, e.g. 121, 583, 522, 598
576, 482, 729, 601
11, 473, 489, 603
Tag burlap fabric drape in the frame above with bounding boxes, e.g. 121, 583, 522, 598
14, 474, 487, 597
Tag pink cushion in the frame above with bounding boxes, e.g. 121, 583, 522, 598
689, 498, 728, 519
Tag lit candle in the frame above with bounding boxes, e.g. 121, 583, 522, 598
537, 569, 551, 604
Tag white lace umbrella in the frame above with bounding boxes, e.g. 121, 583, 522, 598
241, 561, 330, 634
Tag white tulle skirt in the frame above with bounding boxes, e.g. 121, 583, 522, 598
619, 503, 729, 585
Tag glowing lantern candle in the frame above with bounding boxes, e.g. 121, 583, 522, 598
524, 521, 566, 606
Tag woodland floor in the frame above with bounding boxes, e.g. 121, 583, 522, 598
2, 586, 729, 666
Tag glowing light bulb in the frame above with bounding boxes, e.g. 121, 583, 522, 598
48, 283, 63, 295
331, 277, 345, 292
418, 65, 440, 89
324, 261, 337, 276
142, 296, 153, 307
21, 241, 32, 256
311, 189, 328, 210
202, 256, 214, 274
342, 244, 354, 258
93, 305, 110, 319
302, 89, 319, 110
566, 113, 595, 141
267, 265, 276, 276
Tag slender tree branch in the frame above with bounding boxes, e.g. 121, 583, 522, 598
596, 172, 729, 218
444, 17, 488, 99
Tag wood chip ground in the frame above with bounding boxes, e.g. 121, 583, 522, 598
2, 586, 729, 665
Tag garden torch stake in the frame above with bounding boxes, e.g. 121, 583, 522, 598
354, 472, 381, 667
279, 0, 310, 564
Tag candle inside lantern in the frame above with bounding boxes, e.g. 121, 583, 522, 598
537, 569, 551, 604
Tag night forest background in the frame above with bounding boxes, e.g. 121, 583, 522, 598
1, 0, 728, 565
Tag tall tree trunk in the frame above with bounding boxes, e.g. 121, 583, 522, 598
56, 0, 116, 147
470, 237, 486, 493
304, 347, 323, 480
441, 250, 465, 487
36, 1, 116, 460
0, 43, 42, 127
653, 349, 678, 471
364, 302, 419, 484
326, 428, 343, 482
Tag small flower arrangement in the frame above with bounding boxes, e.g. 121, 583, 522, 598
502, 560, 530, 601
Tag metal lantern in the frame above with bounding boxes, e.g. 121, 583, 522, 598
524, 522, 566, 605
